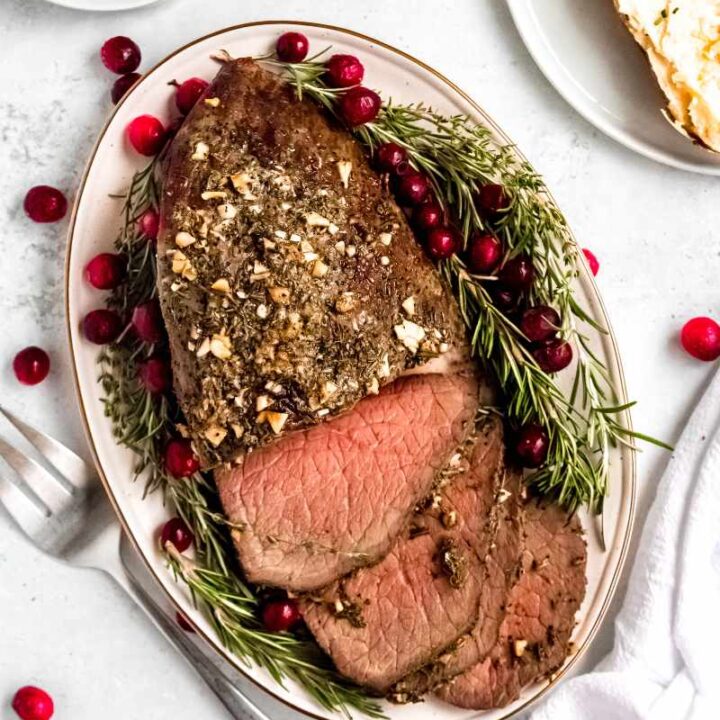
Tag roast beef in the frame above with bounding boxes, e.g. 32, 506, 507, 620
436, 500, 587, 709
157, 58, 466, 466
300, 415, 506, 691
216, 372, 480, 591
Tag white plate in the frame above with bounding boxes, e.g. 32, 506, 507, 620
506, 0, 720, 175
65, 21, 636, 720
44, 0, 163, 11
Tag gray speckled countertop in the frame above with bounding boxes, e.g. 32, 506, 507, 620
1, 0, 718, 718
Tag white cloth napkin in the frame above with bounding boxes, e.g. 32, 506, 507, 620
530, 369, 720, 720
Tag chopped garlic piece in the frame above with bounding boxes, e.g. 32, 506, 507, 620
265, 411, 289, 434
269, 287, 291, 304
204, 425, 227, 446
377, 353, 391, 378
256, 395, 272, 412
321, 381, 338, 402
336, 160, 352, 188
253, 261, 269, 275
334, 240, 346, 253
210, 332, 232, 359
439, 342, 450, 353
328, 223, 339, 235
211, 278, 231, 294
305, 211, 330, 227
312, 259, 329, 277
217, 203, 237, 220
175, 231, 196, 248
256, 303, 269, 319
513, 640, 528, 658
380, 255, 390, 266
249, 204, 262, 214
201, 190, 227, 200
394, 320, 426, 353
204, 97, 220, 107
281, 202, 292, 211
367, 377, 380, 395
402, 296, 416, 316
300, 240, 314, 253
289, 233, 301, 243
334, 599, 345, 613
303, 251, 319, 263
230, 172, 252, 192
335, 292, 357, 314
380, 232, 392, 246
263, 239, 276, 250
346, 245, 357, 258
231, 423, 245, 439
170, 251, 197, 281
274, 229, 287, 240
196, 337, 211, 358
192, 142, 209, 160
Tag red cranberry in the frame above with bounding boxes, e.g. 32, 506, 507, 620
582, 248, 599, 277
137, 209, 159, 241
326, 54, 364, 87
23, 186, 67, 223
476, 183, 509, 217
101, 36, 141, 75
425, 227, 460, 261
680, 317, 720, 361
467, 233, 502, 274
176, 612, 196, 633
131, 299, 165, 344
111, 73, 141, 104
83, 309, 123, 345
532, 339, 573, 373
139, 356, 172, 394
375, 142, 408, 175
499, 255, 535, 290
276, 32, 309, 63
175, 77, 209, 115
520, 306, 561, 343
514, 424, 549, 468
127, 115, 166, 156
12, 686, 54, 720
165, 439, 200, 478
396, 171, 430, 206
492, 285, 519, 311
160, 516, 194, 552
262, 598, 301, 632
85, 253, 126, 290
413, 203, 444, 234
339, 87, 381, 127
13, 347, 50, 386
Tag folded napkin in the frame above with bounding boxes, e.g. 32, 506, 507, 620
530, 370, 720, 720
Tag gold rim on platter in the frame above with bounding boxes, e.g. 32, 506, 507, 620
64, 19, 636, 720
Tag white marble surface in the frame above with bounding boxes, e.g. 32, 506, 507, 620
0, 0, 718, 717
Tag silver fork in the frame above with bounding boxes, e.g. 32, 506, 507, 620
0, 404, 271, 720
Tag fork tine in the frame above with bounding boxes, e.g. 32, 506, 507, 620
0, 437, 71, 514
0, 405, 94, 490
0, 472, 48, 539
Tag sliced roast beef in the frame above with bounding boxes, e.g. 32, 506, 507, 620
216, 372, 480, 591
158, 58, 466, 466
436, 501, 586, 710
300, 415, 505, 692
392, 468, 524, 699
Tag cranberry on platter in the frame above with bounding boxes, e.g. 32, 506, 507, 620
413, 203, 444, 234
111, 73, 141, 104
100, 36, 141, 75
131, 299, 165, 344
532, 338, 573, 373
85, 253, 126, 290
339, 87, 381, 127
514, 423, 549, 468
262, 598, 302, 632
160, 516, 194, 552
680, 317, 720, 361
137, 208, 159, 241
582, 248, 600, 277
467, 233, 502, 274
23, 186, 67, 223
165, 439, 200, 478
13, 347, 50, 386
326, 54, 364, 87
127, 115, 166, 156
139, 355, 172, 394
520, 305, 561, 343
499, 255, 535, 291
276, 32, 309, 63
476, 183, 509, 218
175, 77, 209, 115
395, 171, 430, 206
425, 227, 460, 261
83, 309, 123, 345
176, 612, 196, 633
11, 686, 54, 720
375, 142, 408, 175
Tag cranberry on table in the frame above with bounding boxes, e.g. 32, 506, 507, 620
499, 255, 535, 290
83, 309, 123, 345
111, 72, 141, 104
582, 248, 600, 277
127, 115, 166, 156
467, 233, 502, 274
24, 186, 67, 224
514, 424, 549, 468
276, 32, 309, 63
425, 227, 460, 261
11, 686, 54, 720
520, 305, 561, 343
326, 54, 364, 87
13, 347, 50, 386
262, 598, 302, 632
532, 338, 573, 373
131, 299, 165, 344
680, 317, 720, 361
139, 356, 172, 394
413, 203, 444, 234
85, 253, 126, 290
175, 77, 209, 115
160, 516, 194, 552
375, 142, 408, 175
137, 208, 159, 241
395, 171, 430, 206
100, 36, 141, 75
339, 86, 381, 127
165, 439, 200, 478
475, 183, 509, 217
176, 612, 196, 633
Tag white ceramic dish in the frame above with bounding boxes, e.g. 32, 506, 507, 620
65, 21, 635, 720
44, 0, 162, 11
506, 0, 720, 176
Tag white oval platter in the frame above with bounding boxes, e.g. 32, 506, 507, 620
65, 20, 635, 720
